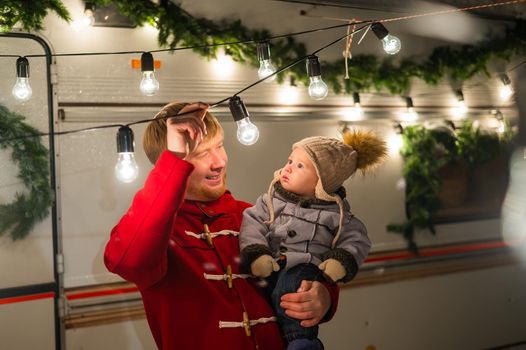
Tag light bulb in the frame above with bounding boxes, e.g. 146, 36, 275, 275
279, 81, 299, 105
308, 76, 328, 100
140, 71, 159, 96
115, 126, 139, 183
12, 57, 32, 102
403, 107, 418, 121
115, 152, 139, 183
83, 11, 95, 26
140, 52, 159, 96
457, 100, 467, 113
12, 77, 32, 102
84, 3, 95, 26
381, 34, 401, 55
500, 84, 514, 100
236, 118, 260, 146
402, 97, 418, 121
229, 95, 260, 146
258, 60, 276, 81
372, 22, 401, 55
499, 74, 514, 100
306, 55, 328, 100
349, 92, 363, 119
256, 41, 276, 82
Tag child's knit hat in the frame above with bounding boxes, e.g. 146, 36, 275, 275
266, 129, 387, 247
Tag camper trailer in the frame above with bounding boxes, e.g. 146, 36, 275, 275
1, 0, 525, 349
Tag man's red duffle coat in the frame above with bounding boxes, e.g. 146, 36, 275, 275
104, 150, 337, 349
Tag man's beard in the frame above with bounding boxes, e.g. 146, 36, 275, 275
188, 174, 227, 202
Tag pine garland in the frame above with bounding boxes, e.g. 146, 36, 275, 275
0, 105, 53, 240
0, 0, 70, 32
1, 1, 525, 95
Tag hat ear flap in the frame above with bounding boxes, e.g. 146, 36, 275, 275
264, 169, 282, 224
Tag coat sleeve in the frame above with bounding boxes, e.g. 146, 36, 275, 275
104, 150, 194, 289
323, 215, 371, 283
238, 194, 275, 272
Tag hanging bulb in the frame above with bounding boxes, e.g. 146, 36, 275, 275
493, 110, 506, 134
306, 55, 328, 100
352, 91, 362, 116
403, 97, 418, 121
83, 2, 95, 26
229, 96, 259, 146
139, 52, 159, 96
371, 23, 401, 55
455, 89, 468, 114
256, 41, 276, 82
12, 57, 32, 102
278, 76, 300, 105
499, 74, 514, 100
115, 126, 139, 183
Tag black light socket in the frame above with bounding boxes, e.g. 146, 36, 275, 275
353, 92, 360, 105
256, 41, 271, 61
371, 22, 388, 40
16, 57, 30, 78
229, 96, 250, 122
306, 55, 321, 77
500, 74, 511, 86
141, 52, 154, 72
455, 89, 464, 101
117, 126, 135, 153
84, 2, 95, 15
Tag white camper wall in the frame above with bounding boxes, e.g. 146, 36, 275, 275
1, 0, 525, 349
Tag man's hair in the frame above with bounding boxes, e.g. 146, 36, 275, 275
143, 102, 223, 164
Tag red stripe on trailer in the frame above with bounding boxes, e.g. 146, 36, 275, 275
66, 286, 139, 301
0, 292, 55, 305
365, 240, 508, 263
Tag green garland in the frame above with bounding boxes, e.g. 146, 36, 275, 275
0, 105, 53, 240
2, 1, 525, 95
0, 0, 70, 32
387, 122, 514, 253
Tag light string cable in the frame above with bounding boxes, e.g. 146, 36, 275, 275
0, 21, 370, 59
1, 0, 524, 141
317, 0, 526, 23
0, 22, 372, 143
208, 22, 372, 108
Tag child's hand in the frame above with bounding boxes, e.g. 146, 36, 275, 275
251, 255, 279, 277
166, 102, 208, 157
319, 259, 345, 283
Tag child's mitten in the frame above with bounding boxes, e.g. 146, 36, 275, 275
251, 254, 280, 277
319, 258, 346, 282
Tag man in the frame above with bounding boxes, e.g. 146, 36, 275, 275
104, 102, 338, 349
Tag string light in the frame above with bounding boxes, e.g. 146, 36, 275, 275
212, 50, 235, 78
352, 92, 363, 117
371, 22, 401, 55
115, 126, 139, 183
229, 96, 259, 146
341, 92, 363, 121
12, 57, 32, 102
256, 41, 276, 82
499, 74, 514, 100
402, 97, 418, 121
491, 110, 506, 134
139, 52, 159, 96
84, 2, 95, 26
452, 89, 468, 118
306, 55, 328, 100
278, 76, 300, 105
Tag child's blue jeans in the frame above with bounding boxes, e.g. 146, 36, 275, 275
267, 261, 326, 348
